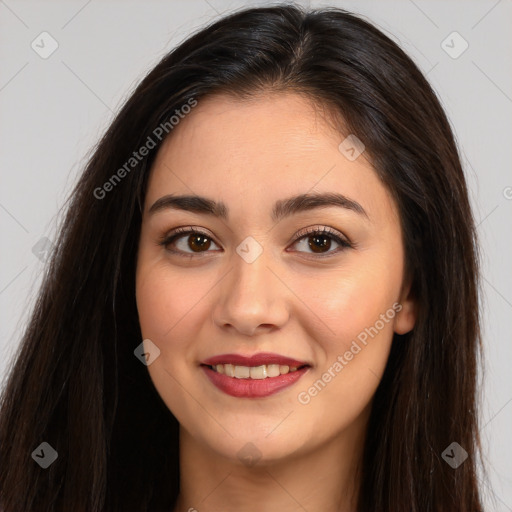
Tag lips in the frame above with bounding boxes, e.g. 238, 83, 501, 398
201, 352, 310, 368
200, 352, 311, 398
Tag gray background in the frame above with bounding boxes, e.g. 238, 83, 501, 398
1, 0, 510, 509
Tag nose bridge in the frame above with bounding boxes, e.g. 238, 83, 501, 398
212, 240, 288, 334
233, 248, 272, 297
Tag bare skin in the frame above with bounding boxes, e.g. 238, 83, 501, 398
135, 91, 416, 512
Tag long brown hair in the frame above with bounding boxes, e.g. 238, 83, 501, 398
0, 4, 483, 511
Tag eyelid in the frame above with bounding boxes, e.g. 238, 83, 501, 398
291, 225, 351, 247
166, 225, 212, 239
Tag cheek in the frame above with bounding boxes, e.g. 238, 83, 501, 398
297, 259, 401, 351
136, 258, 209, 341
135, 260, 207, 423
135, 255, 221, 382
291, 254, 402, 412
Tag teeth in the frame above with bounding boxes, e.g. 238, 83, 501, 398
250, 365, 267, 379
210, 363, 302, 379
224, 364, 235, 377
234, 365, 250, 379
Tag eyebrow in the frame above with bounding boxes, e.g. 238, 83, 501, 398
148, 192, 368, 223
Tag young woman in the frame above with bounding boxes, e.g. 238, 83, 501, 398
0, 4, 484, 511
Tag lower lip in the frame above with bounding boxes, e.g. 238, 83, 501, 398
201, 365, 310, 398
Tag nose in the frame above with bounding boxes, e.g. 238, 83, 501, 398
211, 248, 290, 337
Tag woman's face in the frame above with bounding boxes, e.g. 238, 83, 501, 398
136, 92, 416, 465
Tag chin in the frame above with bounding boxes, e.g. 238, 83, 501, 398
196, 425, 310, 467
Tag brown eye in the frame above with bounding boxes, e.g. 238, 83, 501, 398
160, 228, 221, 256
187, 234, 212, 252
308, 233, 333, 253
290, 226, 351, 257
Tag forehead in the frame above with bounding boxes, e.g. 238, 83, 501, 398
145, 92, 398, 225
156, 91, 343, 166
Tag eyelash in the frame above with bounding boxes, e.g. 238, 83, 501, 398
158, 225, 352, 259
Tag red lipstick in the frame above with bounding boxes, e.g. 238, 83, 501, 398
200, 352, 311, 399
201, 352, 309, 368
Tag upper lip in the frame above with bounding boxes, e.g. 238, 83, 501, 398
201, 352, 311, 368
